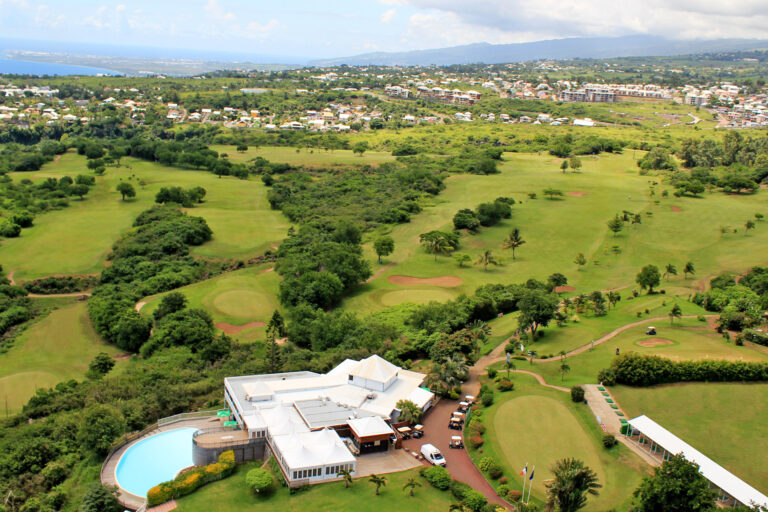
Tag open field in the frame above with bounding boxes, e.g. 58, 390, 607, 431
612, 382, 768, 493
175, 465, 453, 512
2, 151, 289, 280
475, 372, 648, 510
342, 151, 768, 317
0, 300, 123, 415
141, 264, 282, 342
212, 145, 397, 167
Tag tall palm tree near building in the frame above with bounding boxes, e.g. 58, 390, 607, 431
502, 228, 526, 259
337, 468, 353, 489
545, 458, 602, 512
369, 474, 387, 495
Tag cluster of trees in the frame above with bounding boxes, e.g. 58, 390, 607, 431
0, 266, 32, 347
549, 133, 626, 159
155, 186, 207, 207
88, 206, 214, 352
562, 290, 621, 318
22, 275, 96, 294
693, 269, 767, 331
0, 140, 66, 173
452, 197, 514, 231
598, 352, 768, 387
0, 174, 96, 238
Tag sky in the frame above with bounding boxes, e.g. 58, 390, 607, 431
1, 0, 767, 59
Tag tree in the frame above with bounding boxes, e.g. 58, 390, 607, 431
70, 184, 89, 199
560, 160, 569, 173
570, 156, 582, 172
403, 477, 421, 497
116, 182, 136, 201
80, 484, 123, 512
236, 143, 248, 152
246, 468, 274, 494
545, 458, 601, 512
369, 474, 387, 495
475, 249, 500, 272
518, 289, 560, 339
353, 141, 369, 157
663, 263, 678, 281
636, 265, 661, 294
607, 291, 621, 309
266, 310, 284, 373
633, 454, 716, 512
544, 187, 564, 199
559, 352, 571, 381
77, 405, 126, 456
574, 252, 587, 270
607, 214, 623, 237
374, 236, 395, 264
419, 231, 457, 261
108, 146, 127, 166
88, 352, 115, 378
683, 261, 695, 279
669, 303, 682, 325
745, 220, 756, 234
338, 468, 353, 488
502, 228, 526, 259
454, 253, 471, 268
395, 399, 422, 424
756, 213, 765, 222
153, 292, 188, 321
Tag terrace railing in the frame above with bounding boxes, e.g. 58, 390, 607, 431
158, 409, 224, 427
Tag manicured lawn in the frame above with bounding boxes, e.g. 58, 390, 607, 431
0, 300, 123, 414
342, 151, 768, 316
212, 145, 397, 167
612, 382, 768, 494
175, 465, 454, 512
141, 265, 282, 343
3, 151, 289, 280
472, 373, 648, 510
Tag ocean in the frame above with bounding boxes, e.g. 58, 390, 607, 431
0, 58, 120, 76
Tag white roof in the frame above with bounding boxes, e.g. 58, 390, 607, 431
628, 415, 768, 507
347, 416, 394, 438
406, 387, 435, 409
349, 354, 399, 383
272, 428, 355, 470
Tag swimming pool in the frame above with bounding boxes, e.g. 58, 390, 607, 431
115, 427, 198, 497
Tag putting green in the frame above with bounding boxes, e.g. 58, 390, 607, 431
210, 290, 272, 318
379, 288, 456, 306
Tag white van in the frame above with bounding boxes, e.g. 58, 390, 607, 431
421, 443, 446, 466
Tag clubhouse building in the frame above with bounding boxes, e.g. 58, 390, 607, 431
217, 355, 434, 486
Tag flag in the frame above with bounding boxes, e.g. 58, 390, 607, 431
506, 352, 511, 364
520, 464, 527, 476
529, 466, 535, 480
520, 343, 524, 352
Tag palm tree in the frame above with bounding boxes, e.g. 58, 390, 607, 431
545, 458, 602, 512
606, 291, 621, 310
683, 261, 695, 279
669, 303, 682, 325
475, 249, 500, 272
663, 263, 678, 281
369, 474, 387, 495
502, 228, 526, 259
403, 477, 422, 497
467, 320, 491, 342
338, 468, 353, 489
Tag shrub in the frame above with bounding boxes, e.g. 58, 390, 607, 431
469, 421, 486, 435
570, 386, 585, 402
0, 222, 21, 238
463, 489, 488, 511
146, 450, 236, 506
508, 489, 522, 502
497, 379, 514, 392
450, 479, 473, 500
743, 329, 768, 347
602, 434, 618, 448
421, 465, 451, 490
469, 435, 484, 449
480, 390, 494, 407
246, 468, 274, 494
487, 367, 498, 379
498, 476, 508, 485
497, 484, 511, 497
597, 368, 617, 386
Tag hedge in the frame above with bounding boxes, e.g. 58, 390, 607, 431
741, 329, 768, 347
147, 450, 236, 506
602, 353, 768, 387
421, 465, 451, 490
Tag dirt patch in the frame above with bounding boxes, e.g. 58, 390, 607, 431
260, 266, 275, 273
135, 297, 154, 312
636, 338, 674, 348
670, 206, 683, 212
554, 285, 576, 293
366, 261, 396, 283
112, 353, 133, 362
215, 321, 267, 335
387, 275, 462, 287
566, 191, 587, 197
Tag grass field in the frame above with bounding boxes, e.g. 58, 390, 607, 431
342, 151, 768, 317
141, 264, 282, 342
0, 300, 123, 415
612, 382, 768, 493
175, 465, 453, 512
2, 151, 289, 280
474, 372, 648, 510
212, 145, 397, 167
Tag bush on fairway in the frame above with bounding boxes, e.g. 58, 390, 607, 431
602, 434, 618, 448
421, 465, 451, 490
246, 468, 274, 495
571, 386, 585, 402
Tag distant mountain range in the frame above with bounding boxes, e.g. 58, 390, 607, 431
309, 35, 768, 67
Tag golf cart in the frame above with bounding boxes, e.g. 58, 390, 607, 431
449, 436, 464, 449
457, 401, 470, 412
645, 326, 656, 335
397, 426, 412, 440
413, 424, 424, 439
448, 417, 463, 430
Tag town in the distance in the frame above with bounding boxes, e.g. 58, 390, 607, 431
0, 7, 768, 512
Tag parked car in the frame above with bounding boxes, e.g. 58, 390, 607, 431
421, 443, 446, 466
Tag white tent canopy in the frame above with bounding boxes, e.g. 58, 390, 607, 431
628, 415, 768, 508
347, 416, 394, 438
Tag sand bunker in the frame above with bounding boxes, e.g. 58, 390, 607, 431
215, 321, 266, 335
387, 275, 462, 287
566, 191, 588, 197
554, 285, 576, 293
670, 206, 683, 212
636, 338, 674, 348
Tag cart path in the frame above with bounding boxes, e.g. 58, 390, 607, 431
365, 261, 397, 283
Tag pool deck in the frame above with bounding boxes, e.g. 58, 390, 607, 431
194, 429, 251, 448
101, 417, 221, 511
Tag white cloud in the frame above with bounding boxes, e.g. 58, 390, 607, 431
245, 19, 281, 39
380, 8, 396, 23
204, 0, 235, 22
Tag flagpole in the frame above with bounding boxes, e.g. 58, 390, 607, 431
521, 462, 528, 499
526, 465, 535, 504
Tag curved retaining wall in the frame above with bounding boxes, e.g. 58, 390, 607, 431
193, 437, 266, 466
